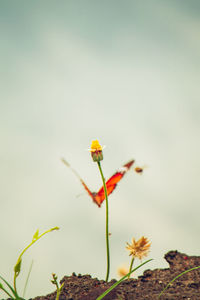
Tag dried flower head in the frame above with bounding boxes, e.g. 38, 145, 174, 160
89, 140, 104, 162
126, 236, 151, 260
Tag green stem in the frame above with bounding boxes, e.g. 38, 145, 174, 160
13, 274, 17, 295
14, 227, 59, 293
56, 283, 64, 300
128, 257, 135, 279
97, 161, 110, 282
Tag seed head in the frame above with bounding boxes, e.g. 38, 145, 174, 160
126, 236, 151, 260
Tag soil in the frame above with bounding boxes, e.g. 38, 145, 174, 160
32, 250, 200, 300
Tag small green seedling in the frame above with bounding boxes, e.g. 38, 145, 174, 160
0, 226, 59, 299
51, 273, 64, 300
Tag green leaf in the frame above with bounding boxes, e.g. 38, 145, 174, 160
14, 258, 22, 277
50, 226, 60, 232
32, 229, 39, 241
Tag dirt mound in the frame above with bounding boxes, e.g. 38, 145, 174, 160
32, 250, 200, 300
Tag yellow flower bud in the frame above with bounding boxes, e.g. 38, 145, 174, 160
89, 140, 104, 162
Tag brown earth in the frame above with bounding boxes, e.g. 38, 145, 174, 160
32, 250, 200, 300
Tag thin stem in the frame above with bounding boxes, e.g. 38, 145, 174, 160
97, 161, 110, 282
23, 260, 34, 297
13, 274, 17, 295
128, 257, 135, 279
56, 283, 64, 300
14, 227, 59, 293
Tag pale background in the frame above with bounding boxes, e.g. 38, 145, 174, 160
0, 0, 200, 298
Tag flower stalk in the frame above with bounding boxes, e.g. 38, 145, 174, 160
89, 140, 110, 282
128, 257, 135, 279
97, 160, 110, 282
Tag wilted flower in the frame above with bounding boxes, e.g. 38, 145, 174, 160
126, 236, 151, 260
89, 140, 104, 162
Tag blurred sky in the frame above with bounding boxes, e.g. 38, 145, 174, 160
0, 0, 200, 298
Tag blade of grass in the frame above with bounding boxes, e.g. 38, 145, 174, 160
23, 260, 34, 297
0, 275, 20, 299
0, 282, 13, 299
96, 258, 153, 300
158, 265, 200, 298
